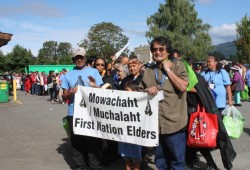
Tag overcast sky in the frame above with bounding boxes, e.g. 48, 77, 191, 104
1, 0, 249, 56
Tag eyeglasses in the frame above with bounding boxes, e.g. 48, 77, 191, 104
96, 63, 105, 67
152, 47, 166, 53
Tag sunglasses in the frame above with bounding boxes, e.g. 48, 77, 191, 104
96, 63, 105, 67
152, 47, 166, 53
74, 56, 85, 60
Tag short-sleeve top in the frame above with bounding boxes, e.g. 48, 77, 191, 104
61, 67, 103, 116
201, 69, 231, 108
138, 60, 188, 134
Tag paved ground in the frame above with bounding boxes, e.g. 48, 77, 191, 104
0, 90, 250, 170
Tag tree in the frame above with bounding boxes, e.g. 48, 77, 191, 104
146, 0, 212, 61
235, 14, 250, 63
57, 42, 73, 64
37, 41, 73, 65
37, 41, 58, 64
5, 44, 33, 73
79, 22, 129, 60
0, 51, 7, 72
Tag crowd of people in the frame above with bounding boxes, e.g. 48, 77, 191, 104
4, 36, 250, 170
5, 68, 69, 104
58, 36, 237, 170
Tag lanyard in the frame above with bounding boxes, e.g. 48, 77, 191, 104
154, 66, 167, 87
208, 71, 216, 84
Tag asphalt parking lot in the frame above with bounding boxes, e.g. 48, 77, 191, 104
0, 91, 250, 170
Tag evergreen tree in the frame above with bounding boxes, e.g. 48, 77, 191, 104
146, 0, 212, 60
235, 14, 250, 63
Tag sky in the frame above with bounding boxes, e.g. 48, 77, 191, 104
1, 0, 250, 57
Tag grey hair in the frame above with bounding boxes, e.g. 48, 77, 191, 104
119, 64, 129, 77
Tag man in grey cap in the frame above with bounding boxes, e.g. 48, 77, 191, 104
61, 47, 103, 170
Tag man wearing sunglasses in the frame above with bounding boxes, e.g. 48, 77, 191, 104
61, 47, 103, 170
138, 36, 188, 170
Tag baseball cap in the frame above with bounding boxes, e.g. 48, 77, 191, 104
72, 47, 86, 59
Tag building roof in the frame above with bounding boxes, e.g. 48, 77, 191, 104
0, 32, 13, 47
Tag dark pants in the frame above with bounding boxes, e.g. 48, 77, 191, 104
186, 147, 215, 166
102, 140, 119, 165
40, 85, 44, 96
49, 88, 54, 100
31, 83, 35, 94
155, 131, 186, 170
67, 116, 103, 169
21, 84, 24, 91
35, 84, 40, 95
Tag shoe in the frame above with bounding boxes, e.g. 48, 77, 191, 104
207, 163, 218, 170
234, 104, 242, 107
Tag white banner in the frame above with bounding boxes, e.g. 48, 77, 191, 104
73, 86, 159, 147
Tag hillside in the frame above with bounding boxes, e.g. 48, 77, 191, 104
213, 41, 237, 58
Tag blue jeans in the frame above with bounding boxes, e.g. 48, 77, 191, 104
155, 131, 186, 170
31, 83, 35, 94
35, 84, 40, 95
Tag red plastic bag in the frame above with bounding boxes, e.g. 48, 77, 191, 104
187, 104, 218, 148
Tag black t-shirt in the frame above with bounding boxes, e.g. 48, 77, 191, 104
47, 75, 55, 84
119, 74, 143, 90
